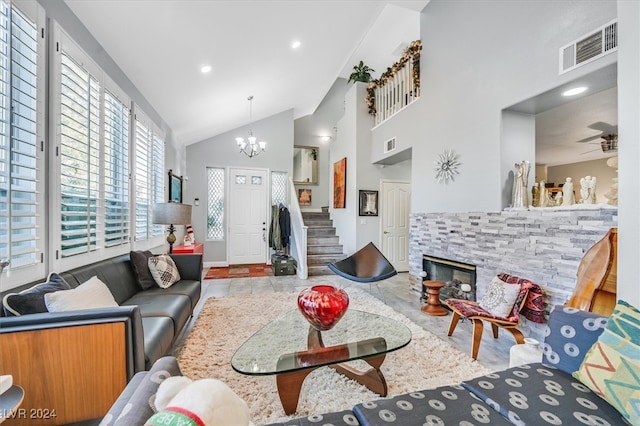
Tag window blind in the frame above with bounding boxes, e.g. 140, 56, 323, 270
59, 51, 100, 258
103, 90, 129, 247
134, 117, 151, 242
0, 1, 42, 270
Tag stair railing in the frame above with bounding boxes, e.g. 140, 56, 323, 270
288, 177, 308, 279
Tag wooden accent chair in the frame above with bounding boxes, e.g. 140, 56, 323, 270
446, 273, 541, 360
565, 227, 617, 316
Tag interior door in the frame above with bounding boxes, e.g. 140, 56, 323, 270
381, 181, 411, 272
228, 168, 268, 265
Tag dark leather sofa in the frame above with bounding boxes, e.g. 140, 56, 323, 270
0, 252, 202, 425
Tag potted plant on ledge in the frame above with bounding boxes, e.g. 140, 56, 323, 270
348, 61, 375, 83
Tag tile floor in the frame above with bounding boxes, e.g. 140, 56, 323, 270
173, 272, 513, 372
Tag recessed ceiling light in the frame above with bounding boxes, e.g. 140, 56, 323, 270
562, 86, 587, 97
291, 40, 301, 49
200, 65, 212, 74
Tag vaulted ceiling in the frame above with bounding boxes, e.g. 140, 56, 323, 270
65, 0, 427, 146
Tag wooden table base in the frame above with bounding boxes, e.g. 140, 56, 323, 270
275, 327, 389, 415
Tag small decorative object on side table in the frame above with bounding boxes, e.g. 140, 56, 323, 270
421, 280, 448, 316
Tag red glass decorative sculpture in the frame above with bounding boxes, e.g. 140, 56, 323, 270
297, 285, 349, 331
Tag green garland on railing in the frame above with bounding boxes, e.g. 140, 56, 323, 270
366, 40, 422, 116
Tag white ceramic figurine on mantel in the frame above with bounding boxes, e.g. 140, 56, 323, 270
562, 177, 575, 206
512, 160, 530, 208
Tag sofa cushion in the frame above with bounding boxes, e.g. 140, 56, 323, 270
148, 254, 181, 288
462, 363, 626, 425
2, 273, 70, 316
137, 279, 201, 311
479, 275, 521, 318
265, 410, 361, 426
45, 276, 118, 312
123, 293, 191, 334
353, 384, 512, 426
130, 250, 156, 290
542, 305, 608, 374
573, 299, 640, 425
101, 356, 182, 426
141, 317, 176, 368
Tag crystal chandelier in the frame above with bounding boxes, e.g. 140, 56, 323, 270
236, 96, 267, 158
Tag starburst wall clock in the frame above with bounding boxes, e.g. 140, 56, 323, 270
434, 149, 460, 184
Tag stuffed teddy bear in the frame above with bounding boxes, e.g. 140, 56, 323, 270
145, 376, 252, 426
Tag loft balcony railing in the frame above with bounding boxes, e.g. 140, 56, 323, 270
367, 40, 422, 127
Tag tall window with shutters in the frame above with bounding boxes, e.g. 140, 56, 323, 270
133, 108, 165, 244
0, 1, 45, 283
59, 51, 101, 258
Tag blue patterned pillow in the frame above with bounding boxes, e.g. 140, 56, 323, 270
542, 305, 608, 374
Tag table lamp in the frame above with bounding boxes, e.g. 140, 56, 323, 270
152, 203, 192, 253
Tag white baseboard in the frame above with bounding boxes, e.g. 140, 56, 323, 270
204, 261, 228, 268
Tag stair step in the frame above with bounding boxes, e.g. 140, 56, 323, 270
307, 244, 343, 255
307, 227, 336, 237
307, 253, 346, 265
304, 219, 333, 227
302, 212, 330, 220
308, 265, 333, 276
307, 236, 339, 245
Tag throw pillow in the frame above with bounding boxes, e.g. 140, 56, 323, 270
130, 250, 156, 290
542, 305, 608, 374
45, 276, 118, 312
148, 255, 181, 289
573, 299, 640, 424
2, 273, 71, 316
478, 275, 521, 318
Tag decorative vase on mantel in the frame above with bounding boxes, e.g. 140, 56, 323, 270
297, 285, 350, 331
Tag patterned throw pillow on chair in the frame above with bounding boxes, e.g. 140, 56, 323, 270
479, 275, 521, 318
148, 255, 181, 289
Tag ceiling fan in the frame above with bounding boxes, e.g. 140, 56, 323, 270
578, 121, 618, 154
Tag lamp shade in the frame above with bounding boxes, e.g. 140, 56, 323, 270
153, 203, 192, 225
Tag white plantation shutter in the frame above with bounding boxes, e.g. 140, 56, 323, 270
151, 132, 164, 237
0, 0, 45, 282
59, 51, 100, 257
134, 116, 151, 241
103, 89, 129, 247
133, 108, 165, 244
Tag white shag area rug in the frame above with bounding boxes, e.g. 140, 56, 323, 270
177, 289, 491, 425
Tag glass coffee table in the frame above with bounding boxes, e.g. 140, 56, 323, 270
231, 309, 412, 414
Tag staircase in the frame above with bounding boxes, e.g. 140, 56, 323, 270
302, 211, 345, 276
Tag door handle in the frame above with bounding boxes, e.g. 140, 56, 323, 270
383, 231, 390, 234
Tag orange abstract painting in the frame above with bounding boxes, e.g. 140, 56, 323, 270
333, 157, 346, 208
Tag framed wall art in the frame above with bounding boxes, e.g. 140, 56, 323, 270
298, 188, 312, 206
333, 157, 346, 208
359, 190, 378, 216
168, 169, 183, 203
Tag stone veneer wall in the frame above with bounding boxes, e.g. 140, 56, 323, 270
409, 206, 618, 340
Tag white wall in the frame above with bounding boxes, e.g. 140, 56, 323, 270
185, 110, 294, 263
547, 157, 617, 204
294, 78, 349, 210
617, 0, 640, 307
501, 111, 536, 208
373, 0, 617, 214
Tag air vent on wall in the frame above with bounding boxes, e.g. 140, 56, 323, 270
384, 137, 396, 154
559, 20, 617, 74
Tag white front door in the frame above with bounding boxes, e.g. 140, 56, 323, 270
228, 168, 268, 264
381, 181, 411, 272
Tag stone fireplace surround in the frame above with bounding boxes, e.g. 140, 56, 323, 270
409, 206, 617, 341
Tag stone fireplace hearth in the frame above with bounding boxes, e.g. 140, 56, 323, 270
410, 206, 617, 340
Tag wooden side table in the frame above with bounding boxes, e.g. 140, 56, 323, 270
173, 242, 204, 254
421, 280, 448, 316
